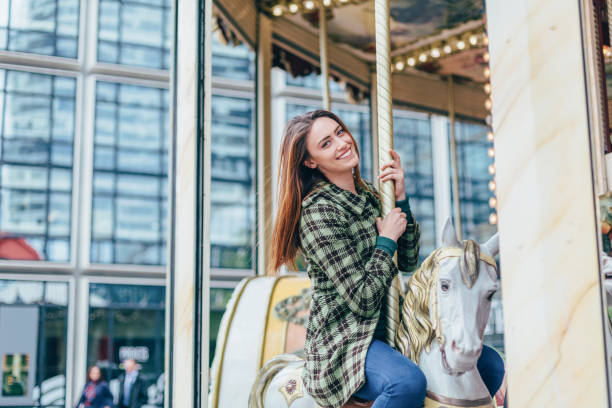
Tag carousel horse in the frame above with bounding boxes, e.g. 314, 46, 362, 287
249, 219, 502, 408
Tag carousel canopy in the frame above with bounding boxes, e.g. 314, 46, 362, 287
213, 0, 489, 120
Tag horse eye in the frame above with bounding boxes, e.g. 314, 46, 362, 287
486, 291, 496, 301
440, 281, 450, 292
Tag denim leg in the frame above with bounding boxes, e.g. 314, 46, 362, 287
477, 345, 505, 398
353, 339, 426, 408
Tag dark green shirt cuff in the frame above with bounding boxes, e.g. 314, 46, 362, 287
375, 236, 398, 257
396, 197, 414, 223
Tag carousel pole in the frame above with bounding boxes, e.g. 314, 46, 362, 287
373, 0, 401, 348
447, 76, 463, 240
319, 5, 331, 110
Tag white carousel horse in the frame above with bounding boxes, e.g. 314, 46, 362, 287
249, 219, 501, 408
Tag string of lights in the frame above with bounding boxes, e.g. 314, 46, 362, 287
259, 0, 367, 17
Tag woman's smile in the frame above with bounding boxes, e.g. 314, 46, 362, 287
337, 146, 353, 160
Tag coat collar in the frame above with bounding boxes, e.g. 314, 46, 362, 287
301, 179, 378, 216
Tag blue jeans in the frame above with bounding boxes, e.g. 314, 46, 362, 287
353, 339, 505, 408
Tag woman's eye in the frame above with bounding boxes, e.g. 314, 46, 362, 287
337, 129, 344, 135
322, 141, 329, 148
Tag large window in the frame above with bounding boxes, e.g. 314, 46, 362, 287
210, 95, 255, 270
211, 35, 255, 81
393, 112, 435, 264
453, 121, 496, 243
97, 0, 172, 70
87, 283, 165, 408
0, 0, 80, 58
0, 279, 68, 407
0, 69, 76, 262
91, 81, 169, 266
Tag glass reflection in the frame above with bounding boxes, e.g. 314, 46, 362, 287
393, 113, 435, 265
87, 283, 165, 408
91, 81, 168, 265
0, 69, 75, 262
97, 0, 171, 70
211, 34, 255, 80
452, 121, 497, 243
0, 0, 80, 58
0, 280, 68, 407
210, 95, 255, 270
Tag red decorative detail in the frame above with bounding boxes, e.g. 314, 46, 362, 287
285, 379, 297, 395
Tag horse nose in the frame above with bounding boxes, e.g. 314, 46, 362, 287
452, 337, 482, 357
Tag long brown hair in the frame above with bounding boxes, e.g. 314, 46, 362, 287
270, 110, 369, 273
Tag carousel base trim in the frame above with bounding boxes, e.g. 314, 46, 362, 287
424, 391, 495, 408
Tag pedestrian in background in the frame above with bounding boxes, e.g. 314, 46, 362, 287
74, 365, 113, 408
117, 358, 148, 408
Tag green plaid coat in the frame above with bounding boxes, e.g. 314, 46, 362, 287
298, 179, 421, 408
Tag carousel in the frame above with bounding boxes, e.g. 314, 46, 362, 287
169, 0, 612, 407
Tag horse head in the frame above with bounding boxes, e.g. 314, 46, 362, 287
396, 219, 499, 377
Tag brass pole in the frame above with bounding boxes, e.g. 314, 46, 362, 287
319, 6, 331, 110
374, 0, 401, 348
448, 76, 463, 240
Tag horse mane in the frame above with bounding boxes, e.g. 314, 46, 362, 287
395, 240, 481, 363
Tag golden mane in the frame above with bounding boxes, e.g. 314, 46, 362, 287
395, 240, 482, 363
395, 248, 441, 363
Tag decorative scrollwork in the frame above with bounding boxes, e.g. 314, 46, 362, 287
273, 288, 312, 327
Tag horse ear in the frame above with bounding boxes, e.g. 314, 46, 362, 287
482, 233, 499, 257
441, 218, 460, 247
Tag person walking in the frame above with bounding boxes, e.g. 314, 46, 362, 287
74, 365, 113, 408
117, 358, 148, 408
270, 110, 505, 408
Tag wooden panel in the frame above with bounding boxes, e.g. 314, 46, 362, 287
392, 72, 488, 121
272, 17, 371, 91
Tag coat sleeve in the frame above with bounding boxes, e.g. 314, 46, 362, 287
299, 203, 398, 318
395, 199, 421, 272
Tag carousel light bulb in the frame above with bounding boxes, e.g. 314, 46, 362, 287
488, 164, 496, 175
431, 48, 441, 58
395, 60, 405, 71
487, 131, 494, 142
488, 147, 495, 158
419, 53, 427, 62
443, 44, 452, 54
488, 180, 496, 191
489, 197, 497, 208
407, 57, 416, 67
483, 67, 490, 79
457, 40, 466, 50
339, 0, 348, 3
485, 98, 492, 111
484, 83, 491, 94
485, 115, 492, 126
483, 51, 490, 62
323, 0, 332, 5
272, 5, 284, 15
288, 3, 299, 12
469, 35, 478, 45
304, 0, 315, 9
483, 35, 489, 46
489, 213, 498, 225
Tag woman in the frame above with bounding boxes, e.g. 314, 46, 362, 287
270, 110, 505, 408
74, 365, 114, 408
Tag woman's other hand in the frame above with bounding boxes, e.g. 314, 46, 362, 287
379, 149, 406, 201
375, 208, 407, 241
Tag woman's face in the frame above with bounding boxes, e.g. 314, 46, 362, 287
304, 117, 359, 177
90, 367, 101, 382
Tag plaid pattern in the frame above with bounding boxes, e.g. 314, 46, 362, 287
298, 179, 420, 408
